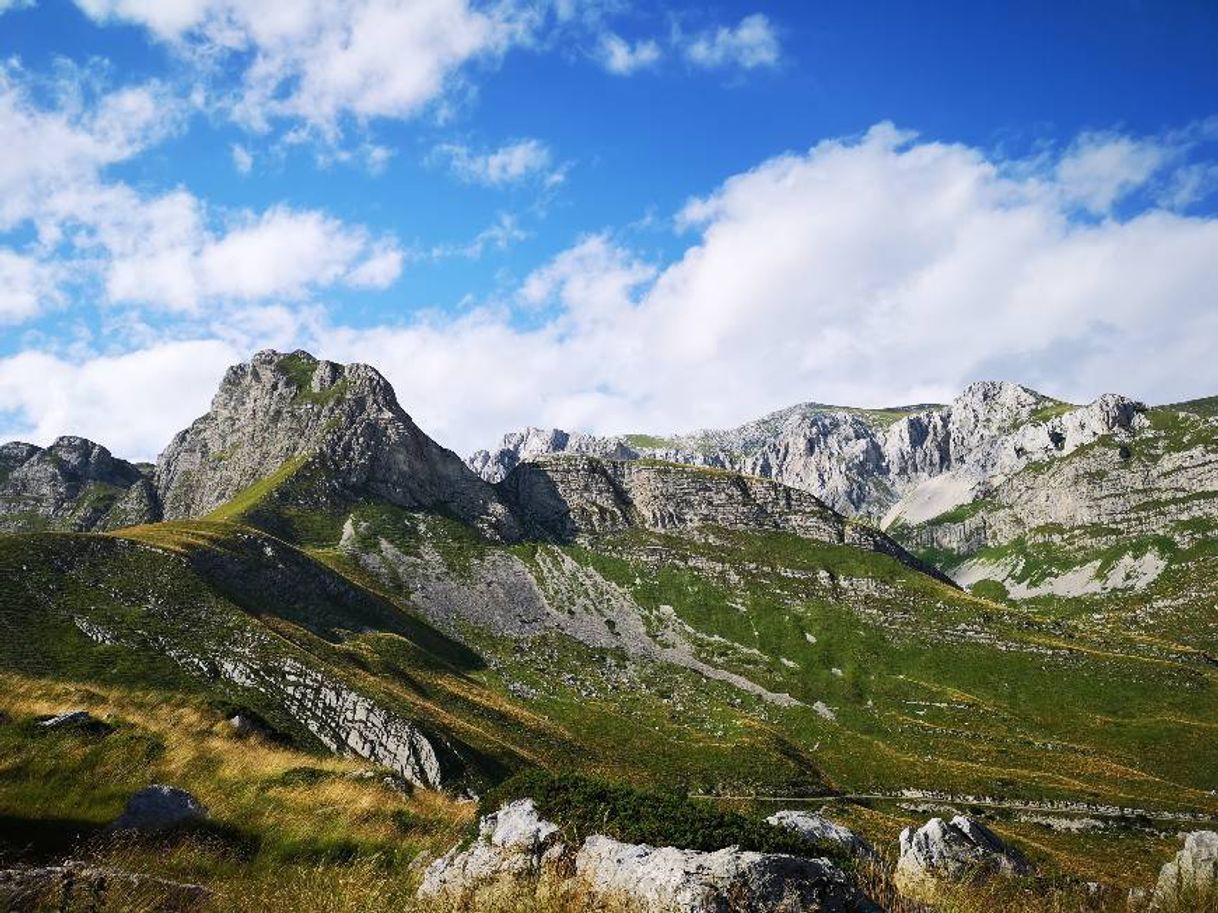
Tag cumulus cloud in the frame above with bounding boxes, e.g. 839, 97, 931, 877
6, 122, 1218, 460
434, 138, 563, 187
0, 65, 403, 318
1055, 132, 1170, 213
679, 13, 780, 70
73, 0, 526, 131
0, 340, 242, 460
0, 250, 59, 323
331, 123, 1218, 451
596, 32, 662, 75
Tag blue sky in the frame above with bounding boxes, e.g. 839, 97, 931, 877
1, 0, 1217, 460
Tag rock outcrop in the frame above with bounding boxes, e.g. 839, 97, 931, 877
38, 709, 114, 736
418, 799, 566, 898
895, 816, 1027, 898
767, 810, 875, 859
470, 383, 1145, 526
110, 785, 207, 834
421, 800, 869, 912
500, 455, 951, 584
154, 350, 519, 540
0, 437, 158, 533
575, 834, 866, 913
1152, 831, 1218, 909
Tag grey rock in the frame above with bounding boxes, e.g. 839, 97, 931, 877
38, 709, 113, 735
472, 380, 1174, 597
154, 350, 519, 540
499, 454, 950, 584
227, 713, 259, 736
767, 810, 875, 858
418, 799, 566, 897
1151, 830, 1218, 909
0, 861, 210, 912
895, 815, 1027, 897
575, 834, 866, 912
0, 436, 158, 533
110, 785, 207, 834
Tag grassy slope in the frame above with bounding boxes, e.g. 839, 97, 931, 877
4, 435, 1218, 897
0, 671, 474, 911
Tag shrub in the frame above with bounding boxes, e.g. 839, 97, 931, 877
479, 770, 848, 864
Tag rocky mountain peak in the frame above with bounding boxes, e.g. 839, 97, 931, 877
0, 435, 156, 533
155, 349, 519, 539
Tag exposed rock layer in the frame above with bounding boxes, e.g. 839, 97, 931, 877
0, 437, 157, 532
154, 350, 519, 540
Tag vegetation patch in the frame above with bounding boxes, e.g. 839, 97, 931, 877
481, 770, 849, 863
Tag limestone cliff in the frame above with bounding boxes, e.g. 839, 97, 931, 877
154, 350, 519, 540
498, 454, 950, 583
0, 436, 158, 533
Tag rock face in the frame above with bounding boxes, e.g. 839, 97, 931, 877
38, 709, 113, 736
473, 383, 1144, 528
154, 350, 519, 540
110, 785, 207, 834
575, 834, 864, 913
469, 427, 636, 483
418, 799, 566, 897
420, 801, 867, 913
895, 816, 1027, 897
767, 810, 875, 859
472, 381, 1176, 595
500, 455, 951, 584
0, 437, 158, 533
1152, 831, 1218, 909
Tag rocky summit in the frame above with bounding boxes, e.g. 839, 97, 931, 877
2, 349, 1218, 911
470, 380, 1216, 599
155, 349, 520, 540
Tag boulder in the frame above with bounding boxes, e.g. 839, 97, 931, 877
767, 810, 876, 859
417, 798, 566, 897
111, 785, 207, 834
895, 816, 1026, 898
0, 861, 209, 912
1151, 831, 1218, 909
38, 709, 113, 736
227, 713, 260, 737
575, 834, 867, 913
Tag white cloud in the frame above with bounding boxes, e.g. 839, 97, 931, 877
597, 32, 662, 75
0, 63, 181, 232
0, 339, 242, 460
231, 143, 253, 174
680, 13, 780, 71
0, 66, 404, 317
435, 138, 559, 186
74, 0, 527, 131
1055, 132, 1169, 213
0, 0, 36, 13
0, 249, 58, 322
6, 122, 1218, 462
428, 212, 529, 259
346, 240, 405, 287
326, 123, 1218, 451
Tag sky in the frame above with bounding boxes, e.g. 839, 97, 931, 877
1, 0, 1217, 461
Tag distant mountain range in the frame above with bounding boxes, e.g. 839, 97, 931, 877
2, 349, 1217, 895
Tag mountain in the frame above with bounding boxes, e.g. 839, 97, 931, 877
0, 436, 158, 533
470, 380, 1218, 600
155, 349, 520, 541
2, 351, 1217, 907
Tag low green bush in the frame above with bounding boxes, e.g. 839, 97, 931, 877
480, 770, 848, 864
